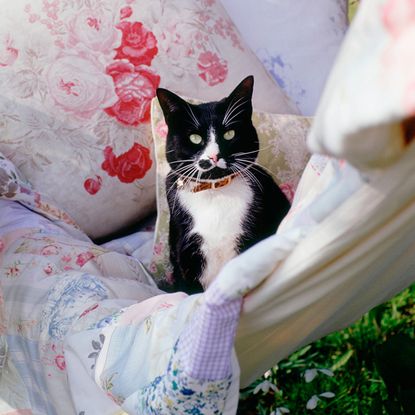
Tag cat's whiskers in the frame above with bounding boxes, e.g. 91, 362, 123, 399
234, 157, 276, 179
170, 165, 199, 215
232, 145, 272, 158
185, 103, 200, 129
182, 167, 199, 187
229, 164, 257, 192
166, 164, 197, 200
169, 158, 195, 165
222, 95, 244, 124
234, 164, 266, 188
224, 109, 246, 128
223, 96, 248, 127
170, 163, 198, 177
234, 160, 266, 183
231, 161, 263, 191
195, 168, 202, 187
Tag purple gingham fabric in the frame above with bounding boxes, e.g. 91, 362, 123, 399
178, 283, 242, 381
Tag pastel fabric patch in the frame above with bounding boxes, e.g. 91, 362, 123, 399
149, 97, 312, 284
220, 0, 349, 115
308, 0, 415, 168
0, 152, 87, 242
0, 0, 297, 239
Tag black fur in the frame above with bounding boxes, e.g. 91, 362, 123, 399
157, 76, 290, 294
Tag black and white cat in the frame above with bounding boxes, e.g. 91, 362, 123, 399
157, 76, 290, 294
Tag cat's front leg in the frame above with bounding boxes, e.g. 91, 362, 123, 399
169, 218, 205, 294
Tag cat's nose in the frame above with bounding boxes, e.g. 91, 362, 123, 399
208, 154, 218, 163
198, 159, 213, 169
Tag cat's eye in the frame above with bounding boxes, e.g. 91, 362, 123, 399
189, 134, 203, 144
223, 130, 235, 140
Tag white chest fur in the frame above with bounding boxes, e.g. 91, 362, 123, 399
178, 176, 254, 287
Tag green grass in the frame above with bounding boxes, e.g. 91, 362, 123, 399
237, 284, 415, 414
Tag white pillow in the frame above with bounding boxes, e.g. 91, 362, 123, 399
220, 0, 349, 115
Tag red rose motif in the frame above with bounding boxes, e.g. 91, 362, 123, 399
76, 251, 95, 267
197, 51, 228, 86
55, 355, 66, 371
84, 175, 102, 195
0, 35, 18, 67
115, 21, 158, 66
156, 120, 168, 140
43, 264, 54, 276
120, 6, 133, 20
101, 143, 153, 183
105, 61, 160, 126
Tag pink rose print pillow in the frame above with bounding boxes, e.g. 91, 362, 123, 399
0, 0, 297, 239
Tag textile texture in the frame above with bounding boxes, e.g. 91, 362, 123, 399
220, 0, 348, 115
0, 0, 296, 239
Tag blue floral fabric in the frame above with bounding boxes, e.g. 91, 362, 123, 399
133, 342, 232, 414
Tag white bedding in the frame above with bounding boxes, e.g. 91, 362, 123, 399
101, 229, 155, 267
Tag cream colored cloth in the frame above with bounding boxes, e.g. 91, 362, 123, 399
235, 146, 415, 386
308, 0, 415, 168
233, 0, 415, 386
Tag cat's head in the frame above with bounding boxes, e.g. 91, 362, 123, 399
156, 76, 259, 181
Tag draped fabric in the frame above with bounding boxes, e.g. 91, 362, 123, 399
2, 0, 415, 413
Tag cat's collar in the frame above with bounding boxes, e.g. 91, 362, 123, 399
177, 173, 239, 193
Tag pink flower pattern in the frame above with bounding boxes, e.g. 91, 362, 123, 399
67, 9, 120, 53
43, 264, 55, 276
41, 244, 60, 256
197, 51, 228, 86
104, 61, 160, 126
10, 0, 247, 212
0, 34, 18, 67
280, 182, 295, 203
153, 241, 164, 256
115, 21, 158, 66
120, 6, 133, 20
76, 251, 95, 267
41, 343, 67, 372
156, 120, 168, 140
46, 53, 118, 118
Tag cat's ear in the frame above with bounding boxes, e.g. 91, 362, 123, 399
229, 76, 254, 100
226, 76, 254, 117
156, 88, 187, 122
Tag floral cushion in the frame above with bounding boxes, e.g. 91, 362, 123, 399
0, 0, 297, 239
220, 0, 349, 115
150, 97, 312, 283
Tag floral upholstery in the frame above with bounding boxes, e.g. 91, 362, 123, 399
0, 0, 296, 239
